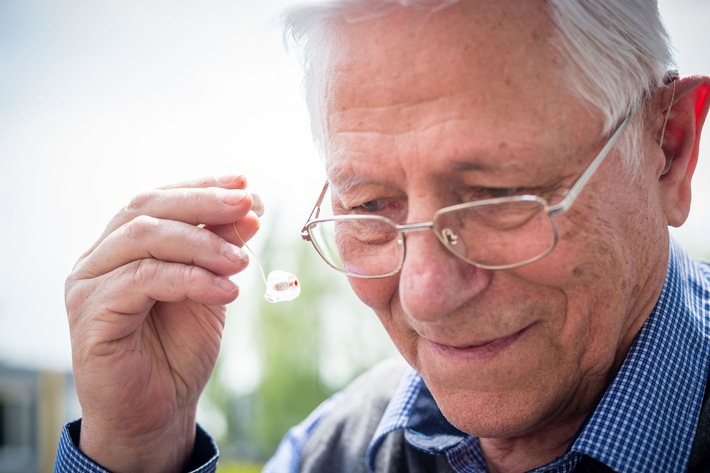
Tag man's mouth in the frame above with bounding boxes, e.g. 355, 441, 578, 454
422, 325, 532, 363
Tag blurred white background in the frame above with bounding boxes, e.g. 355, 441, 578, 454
0, 0, 708, 372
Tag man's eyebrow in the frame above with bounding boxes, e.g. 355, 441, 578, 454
326, 159, 393, 193
448, 158, 526, 174
325, 170, 374, 194
448, 160, 495, 172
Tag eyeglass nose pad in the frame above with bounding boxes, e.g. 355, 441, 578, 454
441, 228, 459, 245
440, 227, 467, 257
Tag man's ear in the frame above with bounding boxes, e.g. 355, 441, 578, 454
659, 75, 710, 227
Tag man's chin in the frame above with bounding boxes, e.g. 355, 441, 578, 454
432, 388, 550, 438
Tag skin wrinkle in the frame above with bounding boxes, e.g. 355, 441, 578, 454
317, 1, 678, 470
325, 59, 600, 186
328, 124, 584, 201
555, 179, 659, 383
330, 96, 564, 146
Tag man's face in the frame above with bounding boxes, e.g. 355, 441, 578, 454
322, 1, 669, 438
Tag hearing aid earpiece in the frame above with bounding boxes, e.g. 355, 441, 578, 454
661, 154, 675, 176
264, 270, 301, 303
233, 222, 301, 304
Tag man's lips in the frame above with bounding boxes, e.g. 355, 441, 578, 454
422, 325, 532, 362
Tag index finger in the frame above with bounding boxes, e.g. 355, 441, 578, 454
159, 174, 248, 191
81, 175, 255, 261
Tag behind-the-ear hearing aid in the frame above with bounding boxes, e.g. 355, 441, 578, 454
660, 70, 679, 175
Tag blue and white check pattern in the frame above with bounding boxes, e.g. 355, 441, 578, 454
572, 241, 710, 471
53, 421, 219, 473
365, 239, 710, 472
54, 240, 710, 472
54, 422, 111, 473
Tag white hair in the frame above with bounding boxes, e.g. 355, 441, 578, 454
283, 0, 675, 172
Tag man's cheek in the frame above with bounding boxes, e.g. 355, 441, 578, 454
347, 275, 399, 311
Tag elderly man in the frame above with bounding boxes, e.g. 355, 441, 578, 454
55, 0, 709, 472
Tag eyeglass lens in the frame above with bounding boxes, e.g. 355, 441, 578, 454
307, 198, 558, 277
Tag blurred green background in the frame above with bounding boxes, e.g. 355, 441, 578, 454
203, 223, 397, 469
0, 1, 707, 472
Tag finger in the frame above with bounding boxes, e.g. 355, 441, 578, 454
204, 210, 261, 247
74, 216, 251, 280
158, 174, 248, 191
67, 260, 240, 338
100, 175, 252, 244
119, 187, 254, 228
131, 258, 239, 305
81, 188, 254, 259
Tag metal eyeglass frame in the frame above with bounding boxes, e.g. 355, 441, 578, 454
300, 108, 634, 278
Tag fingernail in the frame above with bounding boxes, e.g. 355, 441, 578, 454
215, 275, 238, 294
251, 193, 265, 217
222, 241, 248, 264
222, 190, 249, 206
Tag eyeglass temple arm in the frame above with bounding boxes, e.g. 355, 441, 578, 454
549, 71, 679, 217
547, 107, 634, 217
300, 75, 679, 230
300, 180, 330, 240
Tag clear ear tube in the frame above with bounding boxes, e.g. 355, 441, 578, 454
233, 223, 301, 303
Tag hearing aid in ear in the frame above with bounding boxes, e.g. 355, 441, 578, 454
660, 70, 679, 176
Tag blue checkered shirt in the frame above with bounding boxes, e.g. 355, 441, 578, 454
55, 241, 710, 472
265, 240, 710, 472
54, 421, 219, 472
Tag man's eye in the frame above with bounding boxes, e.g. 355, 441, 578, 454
352, 198, 405, 221
360, 200, 382, 212
475, 187, 523, 199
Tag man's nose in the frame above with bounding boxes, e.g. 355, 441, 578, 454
398, 223, 492, 322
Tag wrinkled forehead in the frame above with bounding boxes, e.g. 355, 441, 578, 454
322, 1, 560, 107
330, 2, 551, 68
317, 0, 589, 139
317, 0, 597, 178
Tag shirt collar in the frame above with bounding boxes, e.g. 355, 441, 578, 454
366, 240, 710, 473
366, 367, 426, 471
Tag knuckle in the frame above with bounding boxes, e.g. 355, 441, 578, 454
64, 276, 102, 331
133, 258, 160, 288
124, 191, 154, 213
132, 260, 198, 301
107, 191, 160, 238
181, 264, 201, 287
64, 277, 87, 317
124, 215, 161, 240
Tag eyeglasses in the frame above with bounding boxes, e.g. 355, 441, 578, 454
300, 110, 633, 278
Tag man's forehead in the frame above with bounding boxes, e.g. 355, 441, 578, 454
324, 142, 576, 194
318, 0, 604, 190
321, 0, 568, 133
327, 0, 554, 73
